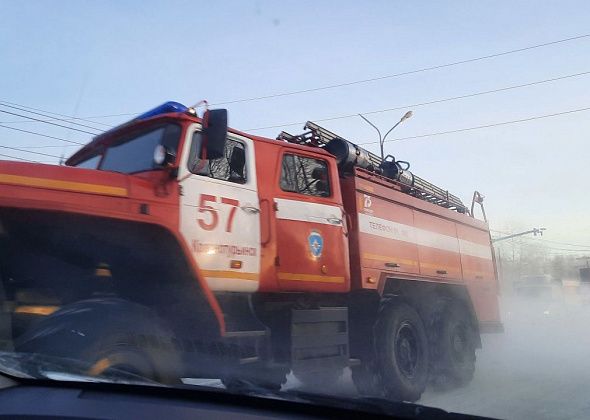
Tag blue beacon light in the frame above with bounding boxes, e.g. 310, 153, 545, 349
135, 101, 189, 121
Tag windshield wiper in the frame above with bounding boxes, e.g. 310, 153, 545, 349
0, 352, 160, 386
0, 353, 493, 418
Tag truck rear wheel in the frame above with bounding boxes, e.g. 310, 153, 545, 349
351, 363, 382, 396
374, 300, 429, 401
429, 303, 476, 389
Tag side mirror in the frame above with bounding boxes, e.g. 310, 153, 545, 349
202, 109, 228, 160
153, 144, 175, 167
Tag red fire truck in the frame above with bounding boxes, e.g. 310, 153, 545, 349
0, 101, 501, 401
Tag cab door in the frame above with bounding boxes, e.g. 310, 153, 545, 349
274, 151, 349, 292
178, 126, 261, 292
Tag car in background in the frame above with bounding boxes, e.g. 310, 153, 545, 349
513, 274, 558, 299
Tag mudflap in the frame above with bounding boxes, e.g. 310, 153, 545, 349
291, 307, 349, 375
209, 293, 289, 387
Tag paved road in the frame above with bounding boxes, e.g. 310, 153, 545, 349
282, 293, 590, 419
187, 293, 590, 419
419, 294, 590, 419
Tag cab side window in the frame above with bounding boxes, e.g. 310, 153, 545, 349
280, 154, 330, 197
188, 132, 247, 184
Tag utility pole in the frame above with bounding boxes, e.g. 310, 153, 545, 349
494, 228, 546, 281
492, 227, 546, 243
359, 111, 413, 160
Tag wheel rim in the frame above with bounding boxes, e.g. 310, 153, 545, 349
394, 321, 420, 378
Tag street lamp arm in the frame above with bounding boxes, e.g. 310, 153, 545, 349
382, 120, 403, 143
358, 114, 382, 138
492, 228, 546, 243
358, 111, 413, 160
359, 113, 384, 159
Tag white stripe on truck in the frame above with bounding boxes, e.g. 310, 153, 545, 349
358, 213, 492, 260
275, 198, 342, 226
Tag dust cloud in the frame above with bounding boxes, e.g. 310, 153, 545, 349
189, 282, 590, 419
291, 283, 590, 419
420, 286, 590, 419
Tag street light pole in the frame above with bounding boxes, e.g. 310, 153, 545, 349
492, 228, 547, 243
359, 111, 413, 160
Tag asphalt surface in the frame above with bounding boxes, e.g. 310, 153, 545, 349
321, 292, 590, 419
187, 291, 590, 419
419, 292, 590, 419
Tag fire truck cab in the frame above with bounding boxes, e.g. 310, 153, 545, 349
0, 101, 501, 402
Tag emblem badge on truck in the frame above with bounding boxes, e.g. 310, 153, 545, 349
308, 231, 324, 258
363, 194, 373, 214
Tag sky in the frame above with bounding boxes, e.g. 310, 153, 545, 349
1, 0, 590, 252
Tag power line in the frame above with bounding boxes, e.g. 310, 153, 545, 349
0, 103, 106, 132
516, 243, 590, 253
5, 33, 587, 126
544, 248, 589, 253
12, 144, 79, 149
492, 237, 590, 253
0, 100, 113, 128
0, 118, 107, 127
0, 153, 38, 163
491, 229, 590, 249
495, 238, 589, 254
514, 239, 590, 251
4, 106, 586, 163
246, 70, 590, 131
0, 145, 61, 159
544, 241, 590, 248
0, 124, 85, 145
80, 112, 137, 119
0, 109, 100, 136
357, 105, 590, 145
6, 66, 587, 139
23, 33, 590, 122
212, 33, 590, 106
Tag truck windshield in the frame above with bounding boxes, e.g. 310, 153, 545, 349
96, 123, 181, 174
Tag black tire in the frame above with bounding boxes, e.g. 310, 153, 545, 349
15, 298, 182, 385
351, 363, 382, 396
429, 303, 476, 389
374, 300, 429, 402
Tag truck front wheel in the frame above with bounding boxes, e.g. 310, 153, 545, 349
374, 300, 429, 401
14, 298, 182, 385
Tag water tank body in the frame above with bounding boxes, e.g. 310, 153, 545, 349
380, 160, 415, 186
325, 138, 416, 185
325, 138, 375, 172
